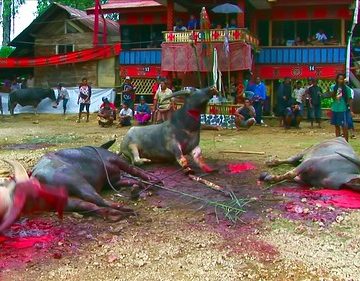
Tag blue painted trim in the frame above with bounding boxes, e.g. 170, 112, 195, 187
119, 49, 162, 65
255, 47, 346, 64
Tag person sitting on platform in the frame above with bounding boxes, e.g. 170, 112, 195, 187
134, 96, 151, 125
234, 98, 256, 130
174, 19, 187, 32
315, 29, 327, 43
153, 80, 175, 124
284, 100, 302, 129
228, 18, 238, 29
97, 98, 116, 127
187, 14, 199, 30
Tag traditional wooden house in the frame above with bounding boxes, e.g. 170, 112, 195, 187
86, 0, 357, 115
87, 0, 257, 107
8, 2, 121, 87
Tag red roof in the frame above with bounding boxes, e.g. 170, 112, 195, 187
87, 0, 162, 12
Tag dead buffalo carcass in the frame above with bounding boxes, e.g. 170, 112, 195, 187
31, 140, 159, 221
0, 160, 67, 232
8, 88, 57, 115
121, 87, 217, 173
259, 137, 360, 190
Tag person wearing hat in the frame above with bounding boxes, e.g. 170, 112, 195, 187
97, 97, 116, 127
121, 76, 136, 110
100, 96, 116, 111
134, 96, 151, 125
55, 83, 70, 115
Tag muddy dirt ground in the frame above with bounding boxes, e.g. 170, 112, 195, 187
0, 113, 360, 281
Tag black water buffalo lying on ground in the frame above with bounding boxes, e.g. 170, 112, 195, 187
0, 160, 67, 232
121, 87, 217, 173
260, 137, 360, 190
31, 140, 159, 222
8, 88, 57, 115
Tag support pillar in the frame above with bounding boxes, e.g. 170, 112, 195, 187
341, 19, 346, 45
167, 0, 174, 31
268, 20, 273, 46
237, 0, 245, 28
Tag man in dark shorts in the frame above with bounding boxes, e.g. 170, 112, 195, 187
234, 98, 256, 130
77, 77, 92, 123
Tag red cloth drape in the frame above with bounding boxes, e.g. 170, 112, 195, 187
161, 42, 252, 72
0, 43, 121, 68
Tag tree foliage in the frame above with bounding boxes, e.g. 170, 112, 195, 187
37, 0, 109, 15
0, 46, 15, 58
2, 0, 26, 45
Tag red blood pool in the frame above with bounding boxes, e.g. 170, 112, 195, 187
227, 162, 257, 174
0, 218, 66, 271
274, 187, 360, 209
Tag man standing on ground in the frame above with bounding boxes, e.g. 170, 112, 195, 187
306, 78, 322, 128
121, 76, 136, 110
246, 76, 266, 125
276, 77, 292, 127
55, 83, 70, 115
77, 77, 91, 123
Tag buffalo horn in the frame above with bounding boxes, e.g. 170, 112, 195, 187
3, 159, 30, 183
161, 88, 192, 102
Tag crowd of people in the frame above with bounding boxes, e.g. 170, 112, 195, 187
232, 73, 356, 142
2, 71, 355, 143
94, 76, 176, 128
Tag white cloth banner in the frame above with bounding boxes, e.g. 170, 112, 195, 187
0, 87, 115, 115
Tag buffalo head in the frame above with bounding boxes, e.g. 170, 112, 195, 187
163, 86, 218, 114
0, 160, 68, 232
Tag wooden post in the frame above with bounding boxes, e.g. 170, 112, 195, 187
341, 19, 346, 46
167, 0, 174, 31
93, 0, 99, 46
270, 80, 274, 115
268, 20, 273, 46
237, 0, 245, 28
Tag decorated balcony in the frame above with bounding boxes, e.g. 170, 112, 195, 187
162, 28, 259, 48
256, 46, 346, 64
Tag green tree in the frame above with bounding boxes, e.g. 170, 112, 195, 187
37, 0, 108, 15
2, 0, 25, 45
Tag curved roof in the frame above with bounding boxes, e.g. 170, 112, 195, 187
10, 2, 119, 56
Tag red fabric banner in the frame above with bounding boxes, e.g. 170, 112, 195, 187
161, 42, 252, 72
0, 43, 121, 68
255, 64, 345, 80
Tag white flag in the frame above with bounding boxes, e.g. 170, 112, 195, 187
224, 28, 230, 57
212, 48, 218, 86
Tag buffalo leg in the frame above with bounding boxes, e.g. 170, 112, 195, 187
266, 153, 305, 167
109, 158, 159, 183
170, 143, 189, 170
112, 178, 145, 200
126, 144, 151, 165
191, 146, 214, 173
70, 182, 133, 214
259, 168, 298, 183
66, 198, 134, 221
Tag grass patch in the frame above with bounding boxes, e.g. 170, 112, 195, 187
22, 134, 82, 144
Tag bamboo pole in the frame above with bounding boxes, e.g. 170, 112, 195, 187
219, 150, 265, 155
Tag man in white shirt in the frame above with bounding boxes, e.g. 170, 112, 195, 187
119, 102, 133, 127
292, 80, 305, 113
315, 29, 327, 43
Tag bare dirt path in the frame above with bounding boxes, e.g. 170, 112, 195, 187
0, 114, 359, 281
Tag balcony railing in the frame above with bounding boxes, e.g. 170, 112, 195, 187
163, 28, 259, 47
256, 46, 346, 64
